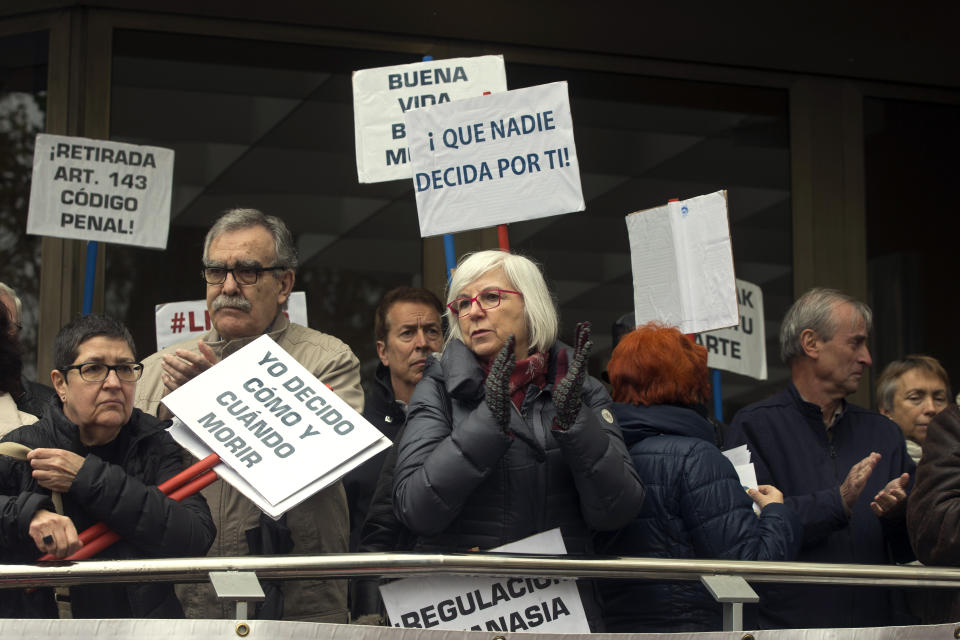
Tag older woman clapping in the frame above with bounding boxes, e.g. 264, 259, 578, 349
392, 251, 644, 627
0, 314, 214, 619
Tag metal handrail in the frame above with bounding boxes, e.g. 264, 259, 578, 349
2, 553, 960, 590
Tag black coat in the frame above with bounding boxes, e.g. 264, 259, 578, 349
394, 339, 644, 553
724, 383, 915, 628
0, 405, 215, 618
599, 403, 801, 632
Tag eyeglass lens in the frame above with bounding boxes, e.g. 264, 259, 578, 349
78, 362, 143, 382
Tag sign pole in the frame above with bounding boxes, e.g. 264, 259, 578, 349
82, 241, 99, 315
712, 369, 723, 422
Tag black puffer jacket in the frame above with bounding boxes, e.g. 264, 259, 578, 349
0, 405, 215, 618
393, 339, 644, 552
600, 403, 801, 632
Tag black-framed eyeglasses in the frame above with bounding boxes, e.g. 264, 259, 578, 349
202, 265, 287, 286
60, 361, 144, 382
447, 288, 523, 317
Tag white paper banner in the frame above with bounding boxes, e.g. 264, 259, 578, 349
380, 529, 590, 633
155, 292, 308, 351
626, 190, 738, 335
353, 55, 507, 183
162, 335, 389, 511
406, 81, 585, 237
695, 279, 768, 380
27, 133, 174, 248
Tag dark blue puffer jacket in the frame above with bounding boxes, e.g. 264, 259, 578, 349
599, 403, 801, 633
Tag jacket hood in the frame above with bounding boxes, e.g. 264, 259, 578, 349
612, 403, 716, 447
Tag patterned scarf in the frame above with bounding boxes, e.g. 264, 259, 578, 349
483, 351, 549, 410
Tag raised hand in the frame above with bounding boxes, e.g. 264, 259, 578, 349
485, 335, 516, 428
870, 472, 910, 518
840, 452, 880, 513
554, 321, 592, 430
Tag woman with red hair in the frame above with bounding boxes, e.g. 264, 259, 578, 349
599, 323, 801, 632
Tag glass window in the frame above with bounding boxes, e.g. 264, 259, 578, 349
106, 30, 422, 379
0, 30, 48, 380
865, 97, 960, 399
107, 29, 792, 417
505, 64, 792, 418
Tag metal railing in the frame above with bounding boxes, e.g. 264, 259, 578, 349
4, 553, 958, 631
2, 552, 959, 589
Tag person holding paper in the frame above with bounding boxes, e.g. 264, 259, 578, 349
598, 323, 801, 632
724, 288, 915, 629
393, 250, 645, 629
135, 208, 364, 622
0, 314, 214, 618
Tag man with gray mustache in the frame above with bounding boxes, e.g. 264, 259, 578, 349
135, 208, 363, 623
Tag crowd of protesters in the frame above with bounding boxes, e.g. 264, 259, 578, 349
2, 209, 958, 630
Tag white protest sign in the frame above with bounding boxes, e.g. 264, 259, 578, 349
27, 133, 173, 248
162, 335, 390, 509
695, 279, 767, 380
155, 292, 308, 350
354, 55, 507, 183
380, 529, 589, 633
405, 81, 584, 237
167, 418, 386, 519
626, 190, 738, 334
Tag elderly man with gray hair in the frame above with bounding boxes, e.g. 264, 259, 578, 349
136, 209, 363, 623
725, 288, 914, 629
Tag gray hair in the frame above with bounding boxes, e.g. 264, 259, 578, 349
779, 287, 873, 363
876, 355, 951, 413
203, 208, 299, 271
446, 250, 558, 354
0, 282, 21, 320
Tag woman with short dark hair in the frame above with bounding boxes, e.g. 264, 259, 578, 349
600, 323, 801, 633
0, 314, 214, 618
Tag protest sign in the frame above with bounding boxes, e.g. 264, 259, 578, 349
695, 279, 767, 380
27, 133, 174, 248
354, 55, 507, 183
380, 529, 589, 633
625, 190, 738, 334
162, 335, 390, 510
155, 292, 308, 350
405, 81, 584, 237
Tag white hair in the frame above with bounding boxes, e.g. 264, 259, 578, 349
445, 250, 558, 354
0, 282, 21, 321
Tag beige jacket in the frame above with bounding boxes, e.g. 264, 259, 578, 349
135, 313, 363, 622
0, 392, 38, 438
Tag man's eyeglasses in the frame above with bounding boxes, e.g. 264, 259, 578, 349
60, 362, 144, 383
447, 288, 523, 317
202, 265, 287, 286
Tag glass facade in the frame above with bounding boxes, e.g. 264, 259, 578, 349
0, 30, 47, 380
104, 29, 791, 415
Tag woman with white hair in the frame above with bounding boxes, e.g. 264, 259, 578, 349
393, 250, 644, 628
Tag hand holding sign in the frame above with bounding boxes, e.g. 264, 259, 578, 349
162, 335, 390, 517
